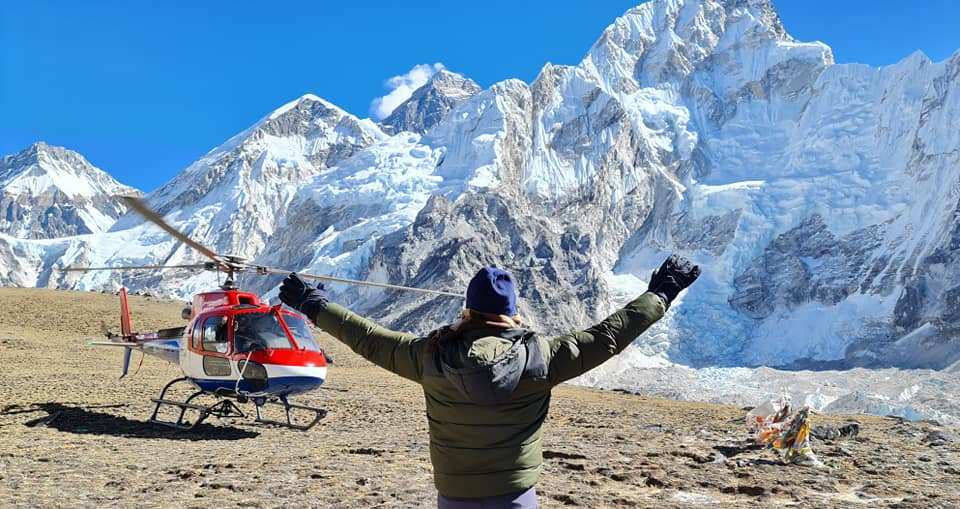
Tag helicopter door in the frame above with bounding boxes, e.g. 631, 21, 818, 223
200, 317, 231, 377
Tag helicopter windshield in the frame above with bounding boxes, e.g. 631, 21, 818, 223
281, 314, 321, 351
234, 312, 293, 352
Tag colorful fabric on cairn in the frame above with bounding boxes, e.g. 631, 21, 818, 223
747, 397, 822, 466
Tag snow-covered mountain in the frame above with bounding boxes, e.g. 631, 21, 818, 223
381, 69, 482, 135
0, 142, 137, 239
112, 93, 385, 258
359, 0, 960, 375
2, 0, 959, 421
0, 95, 386, 295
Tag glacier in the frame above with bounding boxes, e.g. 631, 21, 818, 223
2, 0, 959, 424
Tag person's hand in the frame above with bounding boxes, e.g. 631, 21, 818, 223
279, 273, 328, 319
648, 255, 700, 307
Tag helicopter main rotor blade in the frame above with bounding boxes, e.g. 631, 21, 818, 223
120, 196, 460, 298
120, 196, 225, 267
253, 265, 463, 299
60, 263, 211, 272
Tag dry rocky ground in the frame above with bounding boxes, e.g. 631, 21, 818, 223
0, 288, 958, 508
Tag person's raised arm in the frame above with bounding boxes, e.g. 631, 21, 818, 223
279, 274, 425, 382
542, 255, 700, 385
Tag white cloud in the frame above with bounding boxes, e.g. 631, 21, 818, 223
370, 62, 445, 120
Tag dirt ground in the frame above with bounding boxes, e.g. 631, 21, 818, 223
1, 288, 958, 508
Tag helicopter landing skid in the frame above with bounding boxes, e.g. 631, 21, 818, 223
253, 396, 326, 431
149, 377, 245, 430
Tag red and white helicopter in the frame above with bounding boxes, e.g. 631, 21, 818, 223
65, 196, 459, 431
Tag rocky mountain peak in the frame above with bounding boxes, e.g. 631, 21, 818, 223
381, 69, 482, 135
109, 92, 387, 263
0, 142, 137, 239
427, 69, 482, 98
17, 140, 60, 159
3, 142, 105, 185
22, 140, 50, 157
581, 0, 829, 94
259, 93, 369, 137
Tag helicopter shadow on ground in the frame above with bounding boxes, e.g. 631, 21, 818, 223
11, 402, 259, 440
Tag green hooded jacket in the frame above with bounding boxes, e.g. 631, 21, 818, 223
310, 292, 665, 498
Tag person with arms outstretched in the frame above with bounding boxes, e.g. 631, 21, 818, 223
279, 255, 700, 509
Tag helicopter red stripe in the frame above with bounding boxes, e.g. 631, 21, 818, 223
234, 349, 328, 367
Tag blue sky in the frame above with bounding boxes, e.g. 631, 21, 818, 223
2, 1, 958, 192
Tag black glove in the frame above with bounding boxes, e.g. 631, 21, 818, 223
279, 273, 328, 319
648, 254, 701, 307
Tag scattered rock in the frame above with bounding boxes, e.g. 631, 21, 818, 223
199, 481, 240, 492
721, 485, 767, 497
714, 443, 762, 458
826, 446, 853, 457
671, 449, 716, 464
543, 450, 588, 460
922, 430, 956, 447
550, 493, 579, 506
812, 422, 860, 441
347, 447, 385, 456
642, 473, 668, 488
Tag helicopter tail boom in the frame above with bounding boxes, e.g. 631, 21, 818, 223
84, 288, 185, 377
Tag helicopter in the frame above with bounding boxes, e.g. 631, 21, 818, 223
65, 196, 461, 432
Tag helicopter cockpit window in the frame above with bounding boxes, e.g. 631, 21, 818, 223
282, 314, 321, 351
234, 312, 292, 352
201, 317, 229, 354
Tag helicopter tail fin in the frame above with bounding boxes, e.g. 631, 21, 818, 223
118, 288, 136, 379
119, 287, 133, 337
84, 340, 139, 379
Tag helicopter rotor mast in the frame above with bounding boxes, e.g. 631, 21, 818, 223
61, 196, 463, 299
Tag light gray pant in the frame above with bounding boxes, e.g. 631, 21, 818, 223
437, 487, 538, 509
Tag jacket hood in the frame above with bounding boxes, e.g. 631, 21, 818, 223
437, 328, 535, 405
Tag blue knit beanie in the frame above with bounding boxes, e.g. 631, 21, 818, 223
465, 267, 517, 317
